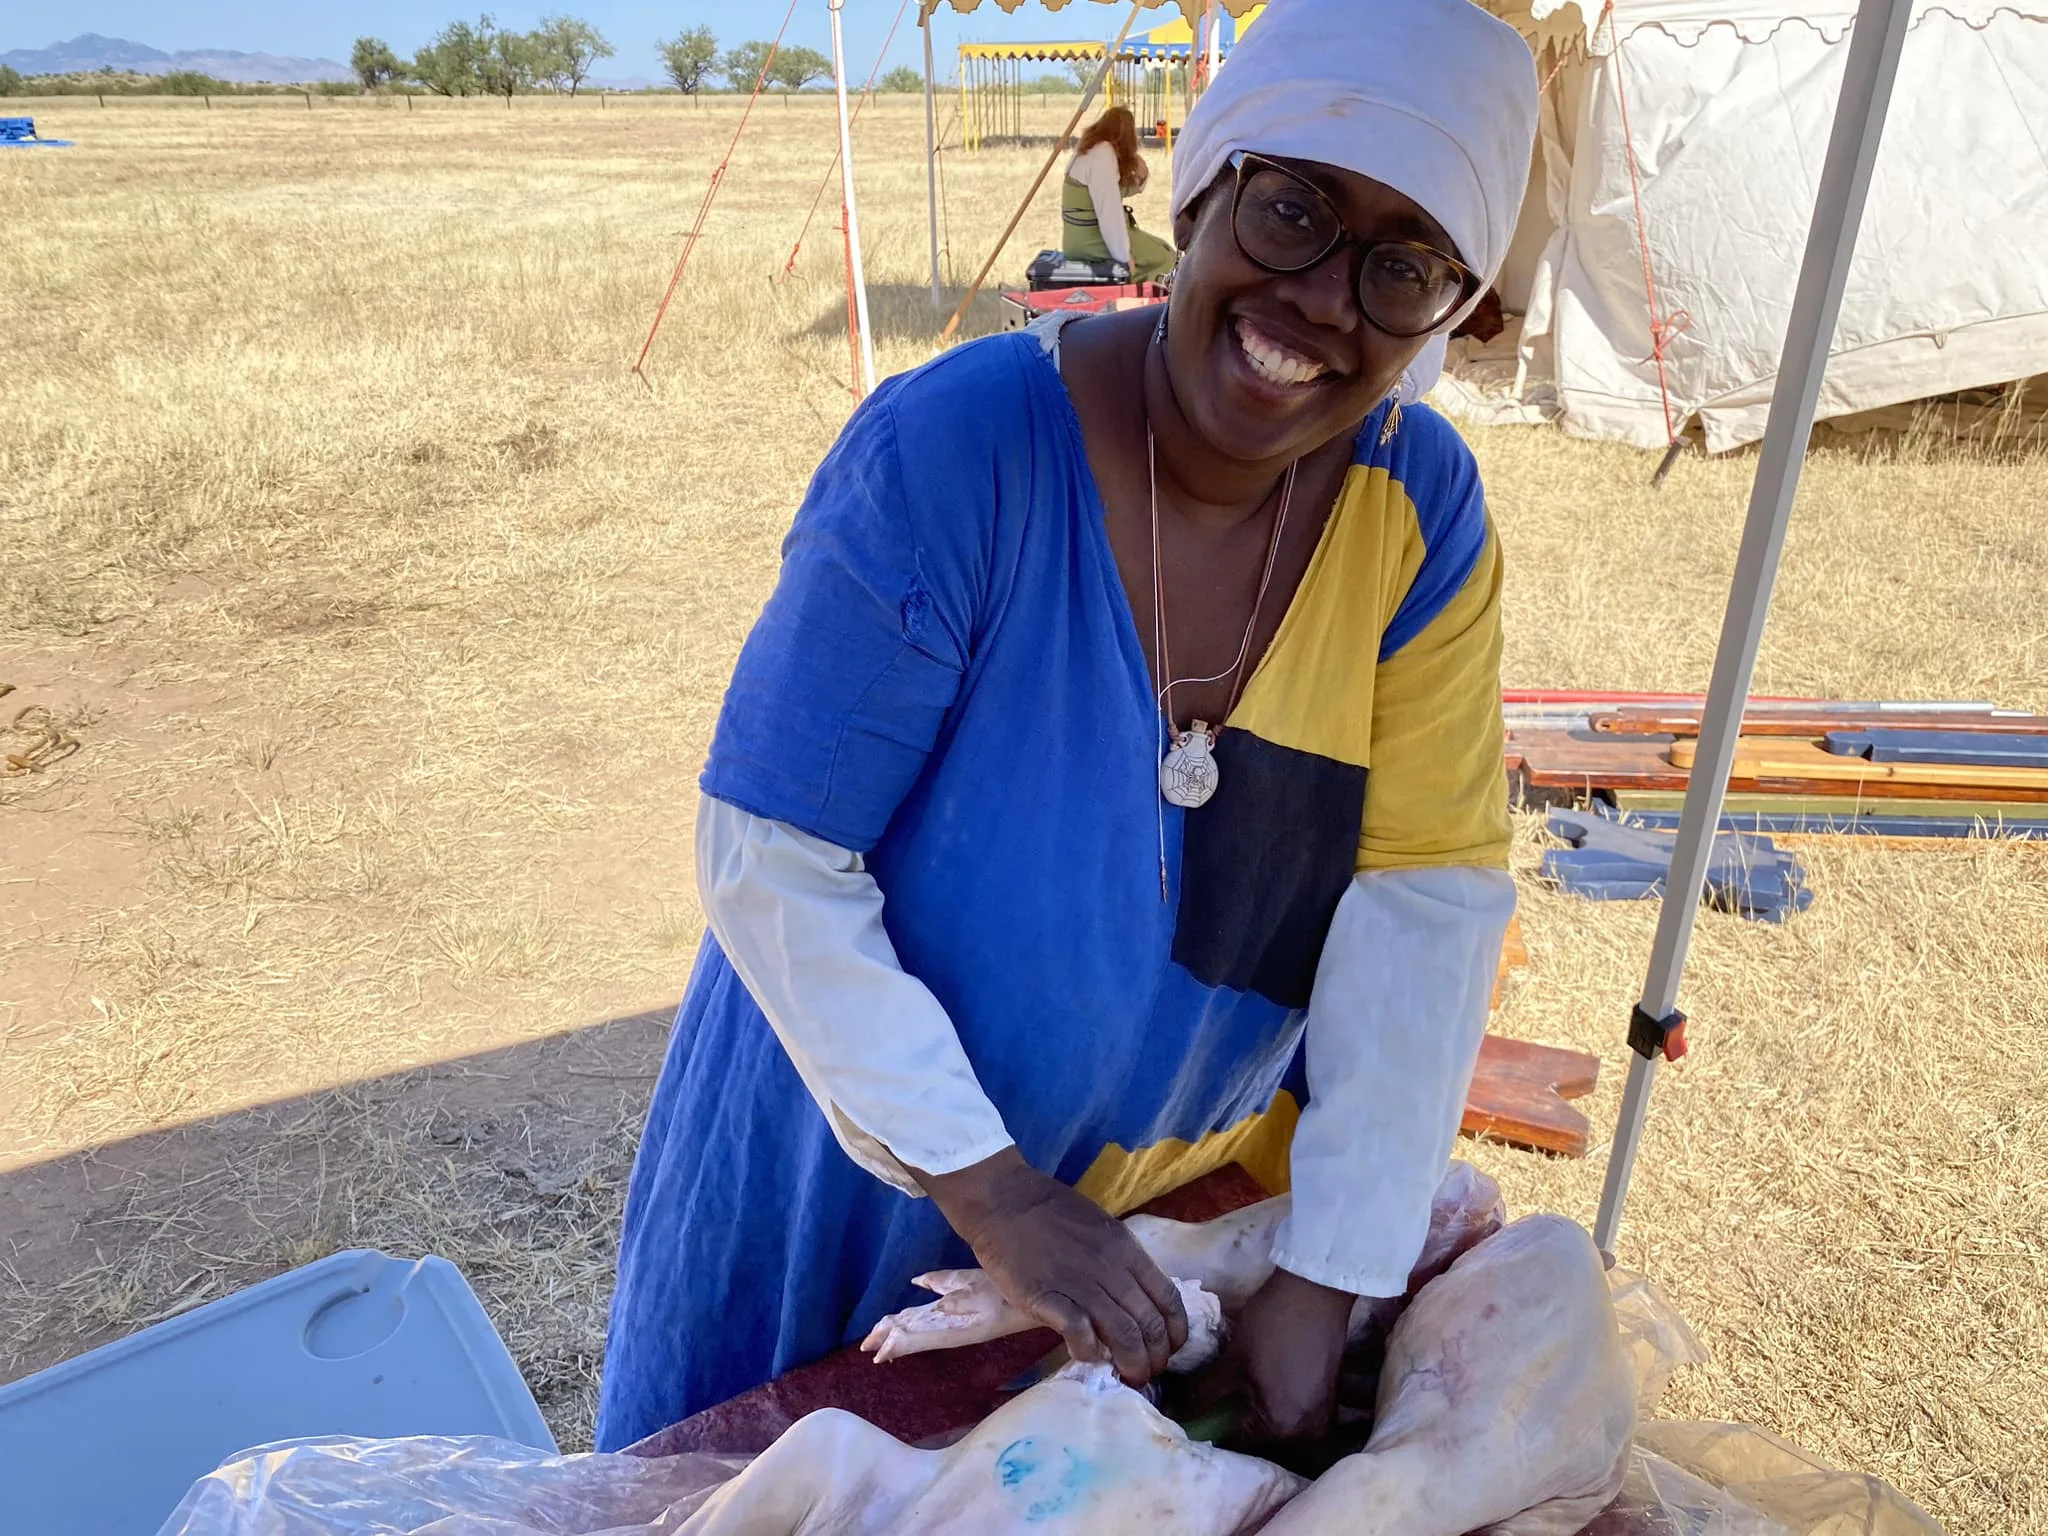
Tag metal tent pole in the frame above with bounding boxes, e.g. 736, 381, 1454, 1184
923, 11, 942, 306
829, 0, 878, 395
1592, 0, 1917, 1255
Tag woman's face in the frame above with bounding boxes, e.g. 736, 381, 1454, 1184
1164, 157, 1459, 467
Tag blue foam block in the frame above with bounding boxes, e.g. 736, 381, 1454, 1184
1825, 729, 2048, 769
0, 1250, 555, 1536
1544, 807, 1811, 921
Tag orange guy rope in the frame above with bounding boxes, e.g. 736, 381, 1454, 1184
786, 0, 916, 279
1600, 0, 1689, 446
632, 0, 801, 380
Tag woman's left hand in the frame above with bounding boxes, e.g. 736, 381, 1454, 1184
1214, 1266, 1356, 1449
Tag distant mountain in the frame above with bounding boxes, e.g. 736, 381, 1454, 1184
0, 33, 352, 84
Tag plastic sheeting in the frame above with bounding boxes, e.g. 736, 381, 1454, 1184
1474, 1, 2048, 451
156, 1264, 1944, 1536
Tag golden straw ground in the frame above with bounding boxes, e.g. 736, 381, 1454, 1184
1, 96, 2042, 1526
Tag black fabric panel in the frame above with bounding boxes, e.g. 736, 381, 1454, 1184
1171, 731, 1368, 1009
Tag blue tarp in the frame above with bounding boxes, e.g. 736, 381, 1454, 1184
0, 117, 72, 147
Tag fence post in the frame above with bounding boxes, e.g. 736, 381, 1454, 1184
99, 92, 106, 108
305, 91, 312, 109
205, 95, 211, 109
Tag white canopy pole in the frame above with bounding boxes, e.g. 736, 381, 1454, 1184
1593, 0, 1918, 1255
923, 10, 942, 307
829, 0, 878, 395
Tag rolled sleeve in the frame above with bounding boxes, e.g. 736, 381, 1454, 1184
1271, 864, 1516, 1295
697, 795, 1015, 1193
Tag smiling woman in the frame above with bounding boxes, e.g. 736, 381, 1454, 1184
596, 0, 1541, 1460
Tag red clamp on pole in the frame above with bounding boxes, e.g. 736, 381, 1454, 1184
1628, 1005, 1688, 1063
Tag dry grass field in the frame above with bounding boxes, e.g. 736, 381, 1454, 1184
2, 93, 2043, 1529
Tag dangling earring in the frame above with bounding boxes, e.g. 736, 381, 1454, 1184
1379, 397, 1402, 446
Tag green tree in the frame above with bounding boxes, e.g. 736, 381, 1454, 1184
531, 14, 612, 94
0, 65, 23, 97
162, 70, 234, 95
659, 26, 719, 95
878, 64, 923, 93
476, 19, 540, 100
770, 44, 832, 92
411, 19, 486, 96
350, 37, 406, 90
719, 40, 776, 93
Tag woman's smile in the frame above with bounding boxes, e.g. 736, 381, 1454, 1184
1231, 317, 1337, 392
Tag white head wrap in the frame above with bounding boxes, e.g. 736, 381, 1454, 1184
1170, 0, 1539, 340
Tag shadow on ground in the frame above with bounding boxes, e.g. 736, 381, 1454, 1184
807, 281, 1018, 344
0, 1005, 679, 1448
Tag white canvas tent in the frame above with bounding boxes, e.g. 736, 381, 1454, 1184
1468, 0, 2048, 450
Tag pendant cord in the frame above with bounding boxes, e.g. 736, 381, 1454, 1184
1144, 311, 1297, 901
1147, 429, 1298, 730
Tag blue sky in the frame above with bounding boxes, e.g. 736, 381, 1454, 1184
5, 2, 1169, 84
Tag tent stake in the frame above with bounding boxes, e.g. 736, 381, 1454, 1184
939, 1, 1143, 342
1649, 438, 1684, 488
1593, 0, 1918, 1256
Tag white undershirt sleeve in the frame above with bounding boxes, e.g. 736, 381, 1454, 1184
696, 793, 1016, 1196
1271, 865, 1517, 1296
1072, 142, 1133, 268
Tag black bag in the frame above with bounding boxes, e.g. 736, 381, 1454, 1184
1025, 249, 1126, 291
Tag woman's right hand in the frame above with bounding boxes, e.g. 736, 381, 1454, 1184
916, 1147, 1189, 1384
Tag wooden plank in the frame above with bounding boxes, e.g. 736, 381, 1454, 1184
1510, 729, 2048, 803
1591, 706, 2048, 737
1463, 1035, 1599, 1158
1670, 736, 2048, 791
1506, 729, 1689, 791
1490, 913, 1529, 1011
1501, 911, 1529, 970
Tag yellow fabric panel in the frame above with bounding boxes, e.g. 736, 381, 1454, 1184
1229, 464, 1421, 770
1357, 523, 1512, 871
1075, 1091, 1299, 1216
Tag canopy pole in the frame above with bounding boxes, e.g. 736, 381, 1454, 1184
939, 0, 1143, 342
1592, 0, 1917, 1256
829, 0, 877, 395
923, 11, 942, 307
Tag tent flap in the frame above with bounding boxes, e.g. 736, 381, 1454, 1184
1506, 7, 2048, 451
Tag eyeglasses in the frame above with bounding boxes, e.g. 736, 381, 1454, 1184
1227, 151, 1479, 339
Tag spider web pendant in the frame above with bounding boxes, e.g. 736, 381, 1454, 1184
1160, 722, 1220, 809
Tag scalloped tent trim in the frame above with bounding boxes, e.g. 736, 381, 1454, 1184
1522, 0, 2048, 46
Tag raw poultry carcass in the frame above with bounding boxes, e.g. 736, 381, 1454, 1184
1261, 1215, 1638, 1536
863, 1161, 1506, 1364
675, 1360, 1306, 1535
678, 1212, 1635, 1536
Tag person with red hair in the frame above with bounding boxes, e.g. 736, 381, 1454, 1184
1062, 105, 1176, 281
